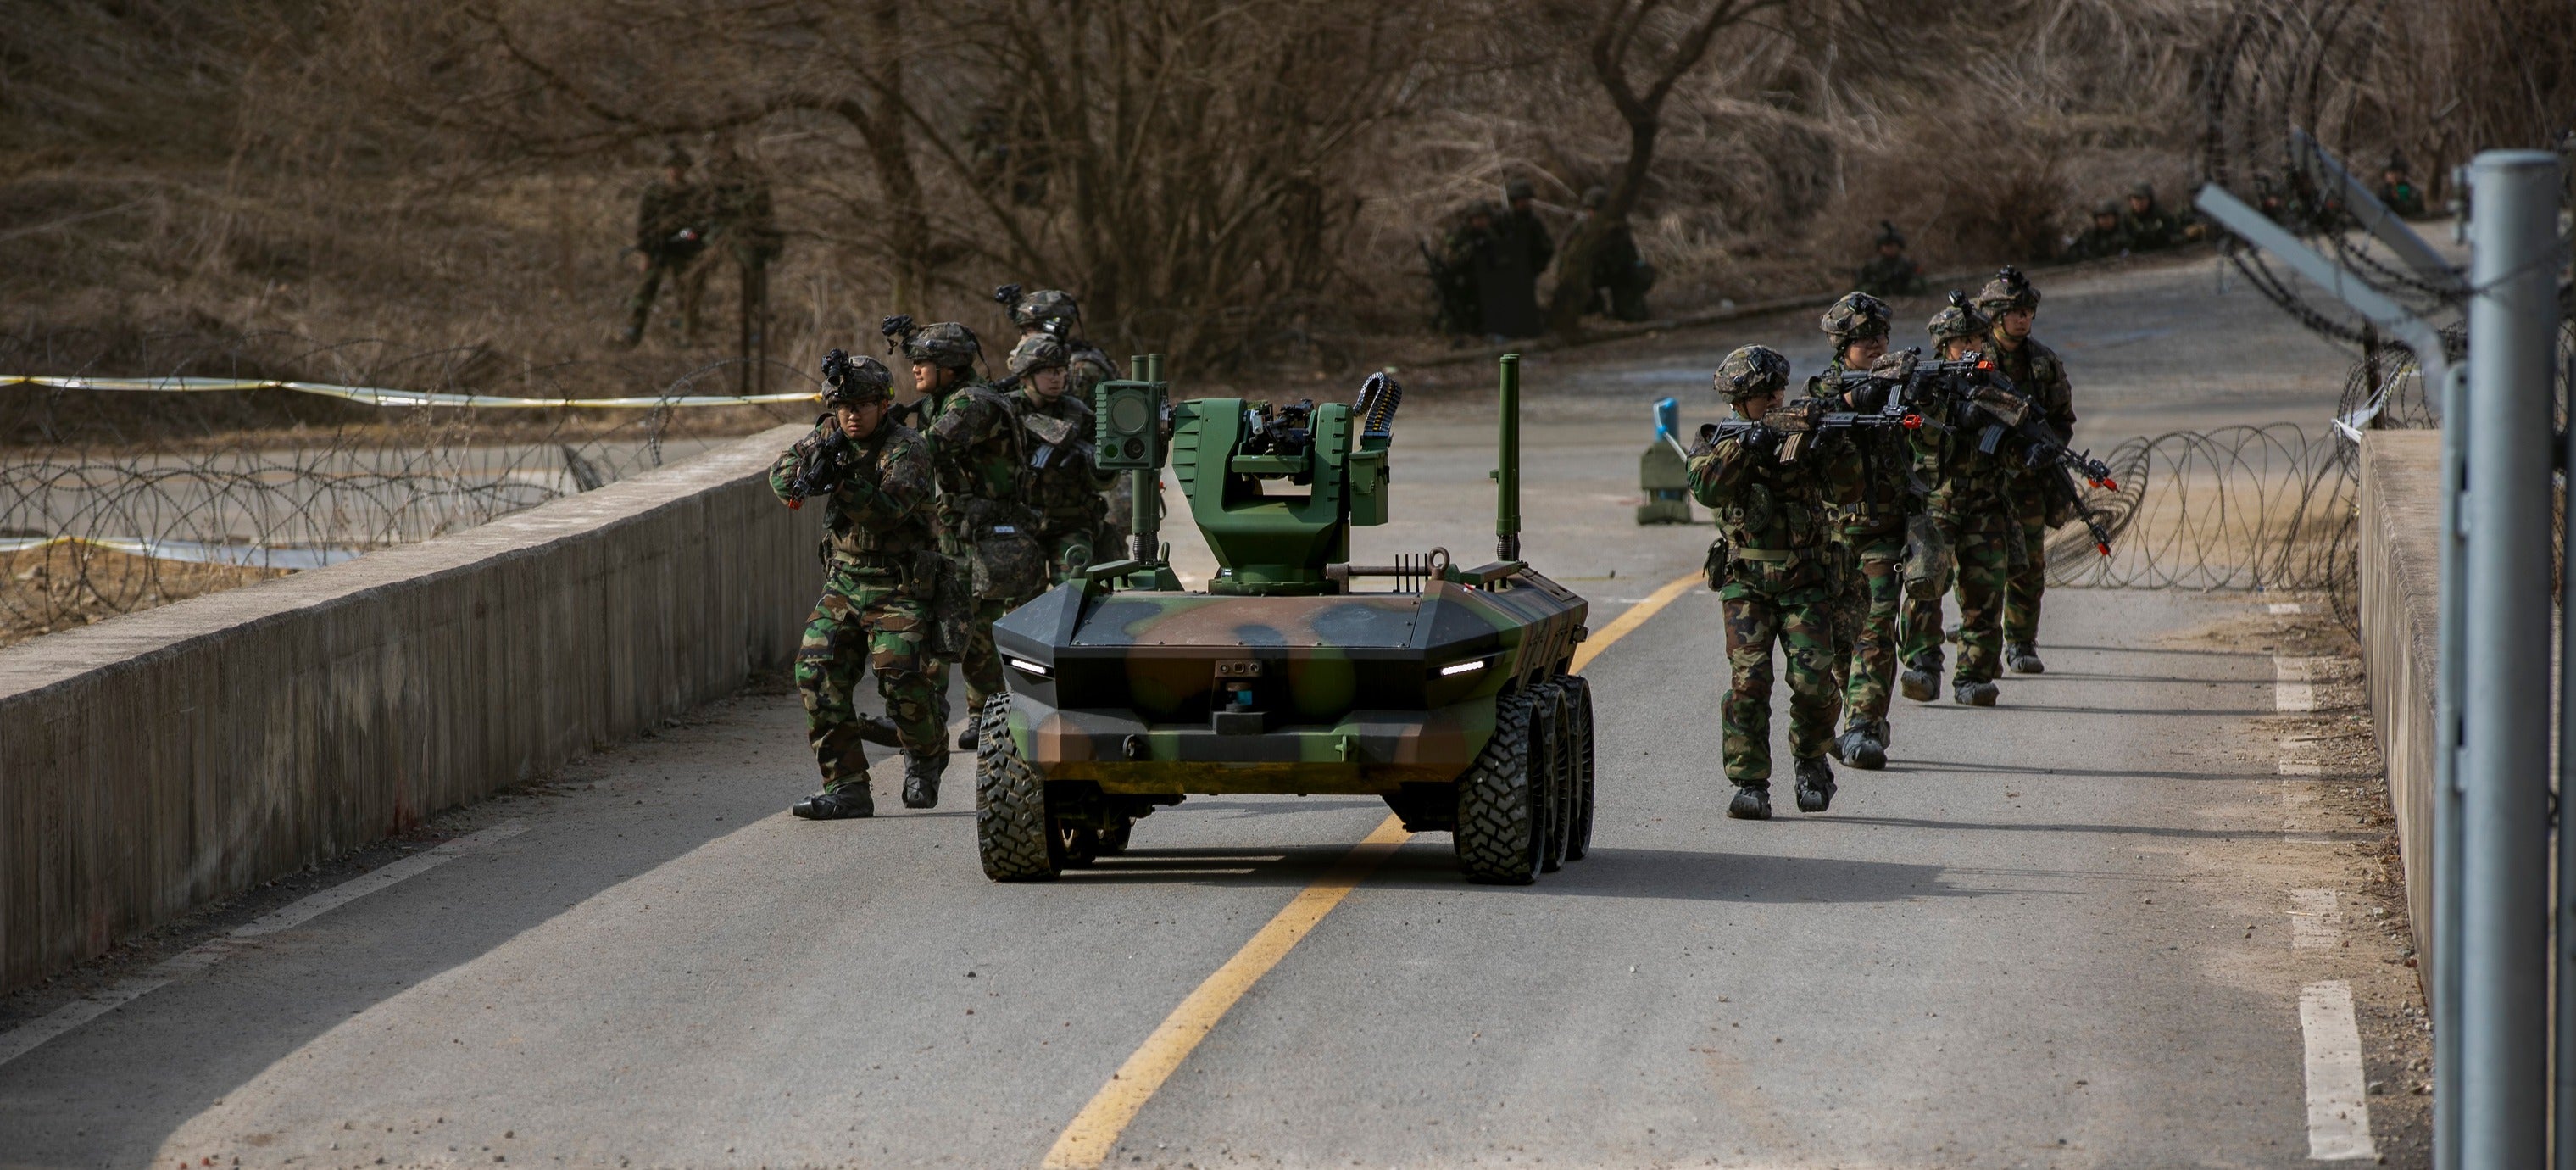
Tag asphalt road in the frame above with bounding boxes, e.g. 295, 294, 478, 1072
0, 250, 2416, 1168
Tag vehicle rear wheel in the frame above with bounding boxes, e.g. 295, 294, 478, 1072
1454, 688, 1542, 884
1564, 674, 1596, 862
975, 694, 1060, 882
1537, 682, 1570, 873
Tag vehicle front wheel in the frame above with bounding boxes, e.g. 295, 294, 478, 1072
1454, 689, 1543, 884
975, 694, 1060, 882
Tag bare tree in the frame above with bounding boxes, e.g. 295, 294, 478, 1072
1544, 0, 1785, 337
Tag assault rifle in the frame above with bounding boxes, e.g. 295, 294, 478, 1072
784, 419, 852, 504
1833, 348, 2121, 556
1688, 395, 1924, 461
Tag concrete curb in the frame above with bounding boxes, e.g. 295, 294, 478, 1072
2357, 429, 2440, 992
0, 423, 817, 992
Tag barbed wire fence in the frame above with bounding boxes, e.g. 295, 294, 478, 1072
1, 330, 820, 644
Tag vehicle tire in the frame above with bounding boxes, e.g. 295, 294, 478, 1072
1536, 682, 1569, 873
975, 694, 1060, 882
1454, 688, 1542, 884
1563, 675, 1597, 862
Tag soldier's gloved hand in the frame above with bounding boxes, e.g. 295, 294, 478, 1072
1739, 424, 1784, 457
1842, 380, 1890, 413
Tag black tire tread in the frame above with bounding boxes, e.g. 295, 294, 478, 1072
1565, 675, 1597, 862
1454, 689, 1540, 884
974, 694, 1059, 882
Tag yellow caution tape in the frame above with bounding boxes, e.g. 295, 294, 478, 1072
0, 375, 815, 409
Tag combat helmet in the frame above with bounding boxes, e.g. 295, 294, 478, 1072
1714, 345, 1792, 402
904, 321, 982, 369
1874, 220, 1905, 248
1972, 265, 2040, 315
1007, 333, 1070, 376
1582, 186, 1610, 210
2093, 198, 2123, 219
1505, 179, 1536, 203
1926, 291, 1988, 343
1821, 291, 1892, 343
1005, 287, 1082, 335
2129, 181, 2156, 202
819, 349, 893, 406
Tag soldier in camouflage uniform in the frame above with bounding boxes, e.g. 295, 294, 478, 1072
1804, 292, 1909, 770
620, 145, 715, 348
1689, 345, 1864, 820
1005, 333, 1116, 581
2065, 199, 2133, 260
771, 351, 947, 819
2378, 155, 2429, 219
1854, 221, 1926, 298
1973, 267, 2076, 677
923, 322, 1049, 753
1899, 298, 2016, 707
1003, 287, 1132, 553
2120, 181, 2195, 250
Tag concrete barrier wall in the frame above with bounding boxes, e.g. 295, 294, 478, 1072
2357, 430, 2440, 983
0, 423, 815, 992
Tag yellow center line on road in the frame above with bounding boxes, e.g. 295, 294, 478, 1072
1038, 568, 1705, 1170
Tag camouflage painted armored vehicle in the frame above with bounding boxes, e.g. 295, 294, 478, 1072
976, 355, 1596, 883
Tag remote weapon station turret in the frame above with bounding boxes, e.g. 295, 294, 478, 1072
975, 356, 1596, 883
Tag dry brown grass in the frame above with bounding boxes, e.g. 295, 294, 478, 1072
2, 0, 2564, 382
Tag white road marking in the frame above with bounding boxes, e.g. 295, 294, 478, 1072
2298, 980, 2378, 1160
2274, 657, 2336, 713
2270, 602, 2306, 615
2290, 889, 2341, 950
0, 821, 526, 1068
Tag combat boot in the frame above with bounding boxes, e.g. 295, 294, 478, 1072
1899, 659, 1940, 703
954, 723, 979, 752
1954, 678, 2000, 707
1727, 784, 1772, 821
2006, 642, 2046, 674
791, 783, 875, 820
901, 752, 947, 809
852, 714, 902, 749
1794, 756, 1837, 813
1837, 722, 1887, 771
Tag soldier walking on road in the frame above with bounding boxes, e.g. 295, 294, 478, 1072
921, 322, 1049, 755
1854, 222, 1927, 298
1899, 297, 2014, 708
1805, 292, 1909, 770
772, 351, 947, 819
999, 287, 1129, 551
620, 144, 715, 348
1689, 346, 1863, 820
1973, 267, 2076, 677
1004, 333, 1115, 581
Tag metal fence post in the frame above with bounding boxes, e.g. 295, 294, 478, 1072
2461, 148, 2563, 1170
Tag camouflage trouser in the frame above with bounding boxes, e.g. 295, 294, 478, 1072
1900, 507, 2011, 685
1835, 532, 1906, 731
929, 593, 1030, 720
626, 253, 709, 343
1721, 581, 1840, 784
796, 565, 943, 791
2002, 492, 2050, 646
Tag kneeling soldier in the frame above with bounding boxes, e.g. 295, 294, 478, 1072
772, 350, 949, 819
1689, 345, 1864, 820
